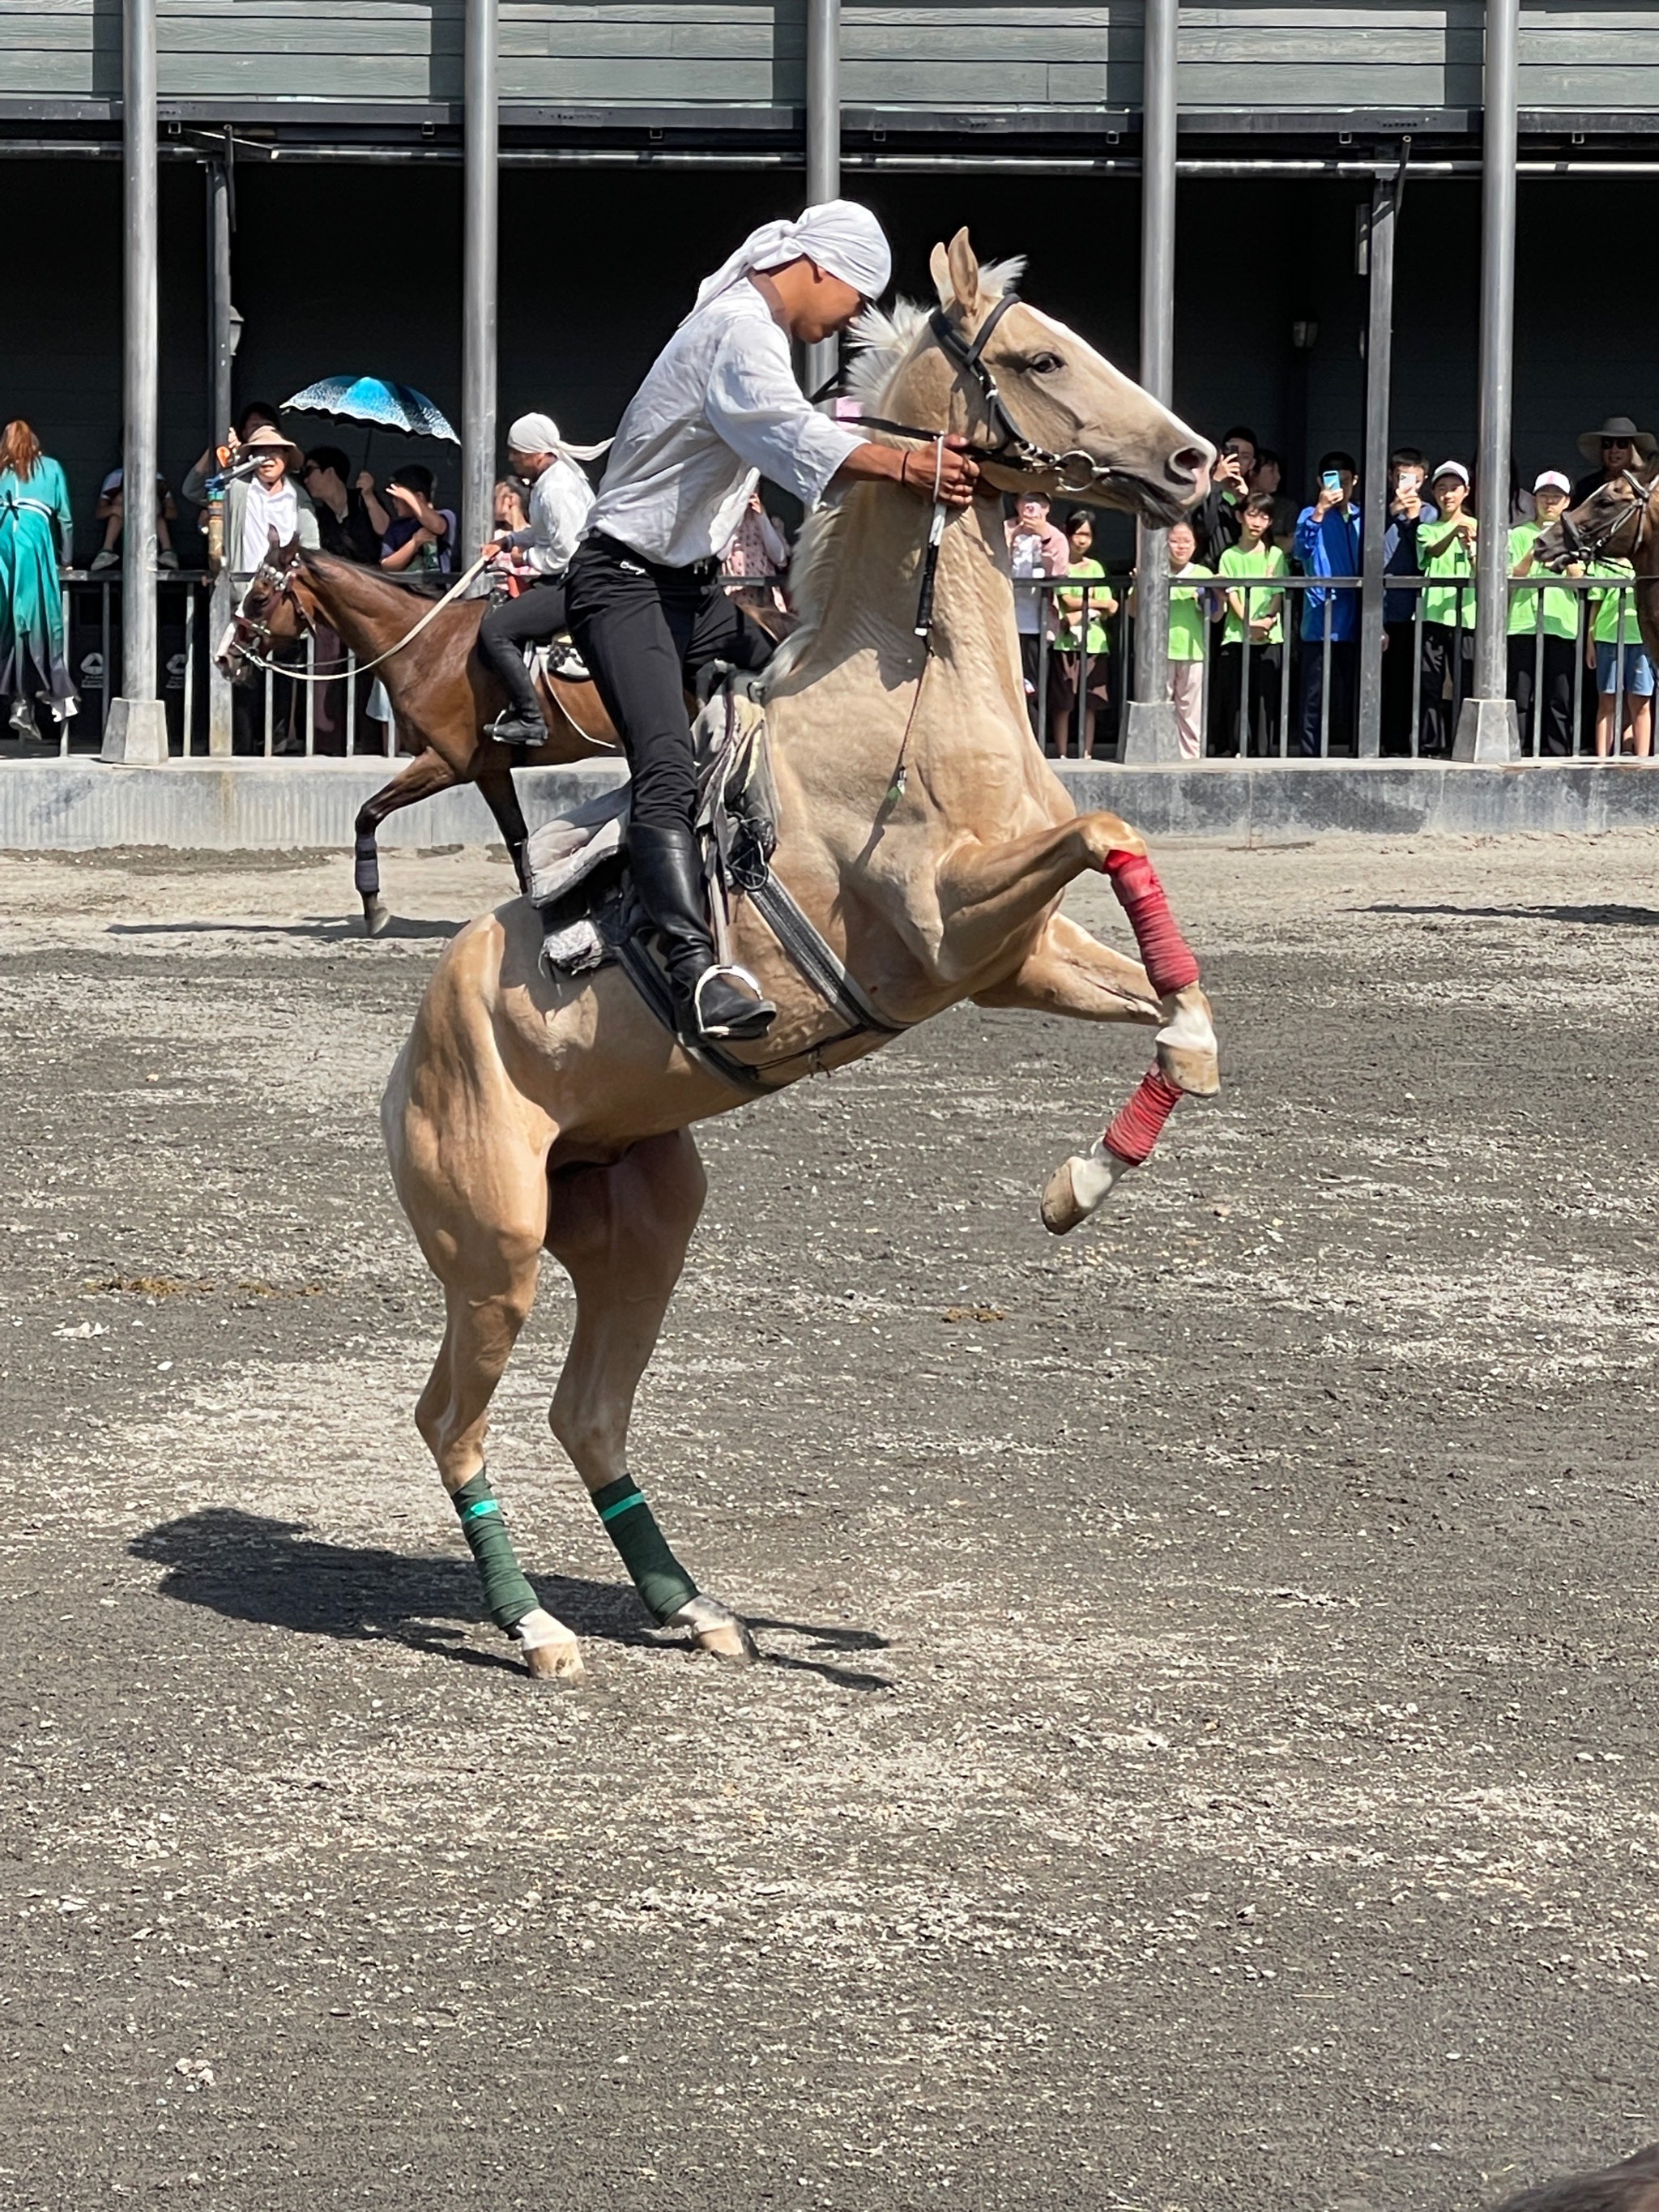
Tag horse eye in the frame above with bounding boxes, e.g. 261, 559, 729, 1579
1028, 352, 1064, 375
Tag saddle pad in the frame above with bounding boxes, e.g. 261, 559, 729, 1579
529, 637, 591, 684
526, 780, 630, 911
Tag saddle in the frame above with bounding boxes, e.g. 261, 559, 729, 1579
526, 675, 905, 1092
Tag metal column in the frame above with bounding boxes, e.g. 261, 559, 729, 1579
102, 0, 168, 762
1455, 0, 1520, 762
1357, 169, 1401, 758
1121, 0, 1180, 762
461, 0, 499, 563
206, 151, 236, 756
804, 0, 842, 398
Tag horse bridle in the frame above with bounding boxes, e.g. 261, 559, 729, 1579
852, 293, 1146, 498
1551, 468, 1656, 566
224, 549, 317, 674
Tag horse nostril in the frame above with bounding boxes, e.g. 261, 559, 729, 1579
1171, 446, 1209, 486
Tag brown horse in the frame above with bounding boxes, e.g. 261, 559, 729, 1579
382, 231, 1218, 1682
217, 550, 618, 933
1539, 467, 1659, 658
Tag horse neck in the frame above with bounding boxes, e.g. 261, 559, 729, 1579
292, 554, 418, 661
782, 479, 1027, 732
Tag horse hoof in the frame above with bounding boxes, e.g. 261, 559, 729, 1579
1041, 1139, 1128, 1236
361, 898, 390, 938
521, 1635, 586, 1684
667, 1595, 759, 1664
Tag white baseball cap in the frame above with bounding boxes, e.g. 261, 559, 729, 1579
1431, 460, 1470, 486
1533, 469, 1572, 495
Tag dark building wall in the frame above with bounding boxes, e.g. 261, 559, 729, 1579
1, 158, 1648, 559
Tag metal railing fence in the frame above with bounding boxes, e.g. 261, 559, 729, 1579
5, 566, 1654, 767
1013, 569, 1659, 763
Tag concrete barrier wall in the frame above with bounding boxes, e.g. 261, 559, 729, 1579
1, 758, 1657, 852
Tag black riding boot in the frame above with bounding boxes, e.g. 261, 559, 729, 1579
628, 820, 776, 1045
477, 614, 548, 749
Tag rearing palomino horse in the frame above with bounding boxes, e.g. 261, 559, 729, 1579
383, 232, 1219, 1680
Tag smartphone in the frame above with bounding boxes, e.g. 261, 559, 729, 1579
1321, 468, 1344, 495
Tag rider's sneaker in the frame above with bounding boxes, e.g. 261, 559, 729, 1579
677, 963, 776, 1045
486, 708, 545, 749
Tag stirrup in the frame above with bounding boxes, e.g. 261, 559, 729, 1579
685, 963, 776, 1044
487, 707, 544, 749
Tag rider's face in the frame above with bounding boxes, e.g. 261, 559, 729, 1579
791, 265, 868, 345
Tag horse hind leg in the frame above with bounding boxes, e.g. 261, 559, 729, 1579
476, 767, 531, 895
545, 1129, 756, 1663
353, 746, 460, 935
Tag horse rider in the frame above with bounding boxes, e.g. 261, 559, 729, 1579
476, 412, 605, 747
566, 199, 979, 1048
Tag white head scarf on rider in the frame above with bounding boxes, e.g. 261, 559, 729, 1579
505, 412, 612, 463
687, 200, 893, 319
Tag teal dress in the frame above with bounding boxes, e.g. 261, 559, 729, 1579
0, 459, 75, 709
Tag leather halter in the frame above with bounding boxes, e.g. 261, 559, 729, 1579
224, 548, 311, 669
851, 293, 1146, 498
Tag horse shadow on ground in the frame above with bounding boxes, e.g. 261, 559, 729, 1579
1364, 900, 1659, 929
106, 917, 460, 943
131, 1508, 893, 1692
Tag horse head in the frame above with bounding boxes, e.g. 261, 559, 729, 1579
215, 533, 311, 683
863, 228, 1212, 525
1537, 468, 1658, 572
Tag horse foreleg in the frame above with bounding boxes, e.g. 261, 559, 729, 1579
973, 912, 1221, 1236
476, 769, 531, 894
935, 809, 1149, 974
352, 746, 460, 935
544, 1130, 756, 1663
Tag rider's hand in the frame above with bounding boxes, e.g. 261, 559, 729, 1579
900, 434, 979, 509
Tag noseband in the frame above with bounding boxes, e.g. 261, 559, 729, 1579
851, 293, 1146, 499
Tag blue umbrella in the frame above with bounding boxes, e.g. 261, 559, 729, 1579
282, 375, 458, 443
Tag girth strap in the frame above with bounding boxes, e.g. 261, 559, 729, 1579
747, 873, 907, 1040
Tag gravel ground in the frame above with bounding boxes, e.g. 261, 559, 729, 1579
2, 831, 1657, 2212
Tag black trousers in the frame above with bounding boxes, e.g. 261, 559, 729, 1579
1418, 622, 1473, 757
1295, 635, 1357, 756
1380, 618, 1418, 755
1508, 630, 1578, 758
477, 575, 568, 708
565, 534, 773, 833
1209, 640, 1283, 756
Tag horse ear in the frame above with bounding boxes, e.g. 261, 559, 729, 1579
267, 524, 281, 548
928, 242, 953, 309
946, 228, 983, 313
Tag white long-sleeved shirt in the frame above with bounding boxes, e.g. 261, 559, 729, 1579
507, 454, 594, 576
586, 281, 864, 568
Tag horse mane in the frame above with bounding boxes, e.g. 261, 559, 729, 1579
766, 254, 1026, 687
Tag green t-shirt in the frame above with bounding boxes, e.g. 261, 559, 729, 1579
1055, 558, 1111, 656
1506, 523, 1581, 641
1421, 514, 1478, 629
1218, 540, 1289, 646
1168, 562, 1215, 662
1589, 558, 1644, 646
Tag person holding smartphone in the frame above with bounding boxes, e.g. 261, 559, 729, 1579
1380, 447, 1438, 754
1292, 450, 1362, 754
1193, 423, 1257, 567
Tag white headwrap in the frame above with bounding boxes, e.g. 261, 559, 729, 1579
689, 200, 893, 316
505, 411, 612, 462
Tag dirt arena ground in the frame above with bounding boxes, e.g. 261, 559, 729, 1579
2, 829, 1657, 2212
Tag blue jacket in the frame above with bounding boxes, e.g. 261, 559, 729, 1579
1294, 503, 1362, 641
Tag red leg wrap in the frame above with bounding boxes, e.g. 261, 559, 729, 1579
1103, 1066, 1183, 1167
1103, 848, 1201, 995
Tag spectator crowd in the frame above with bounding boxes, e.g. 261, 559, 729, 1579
2, 399, 1656, 762
1001, 412, 1658, 762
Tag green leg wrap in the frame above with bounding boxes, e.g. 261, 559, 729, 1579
590, 1475, 698, 1624
452, 1469, 539, 1634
